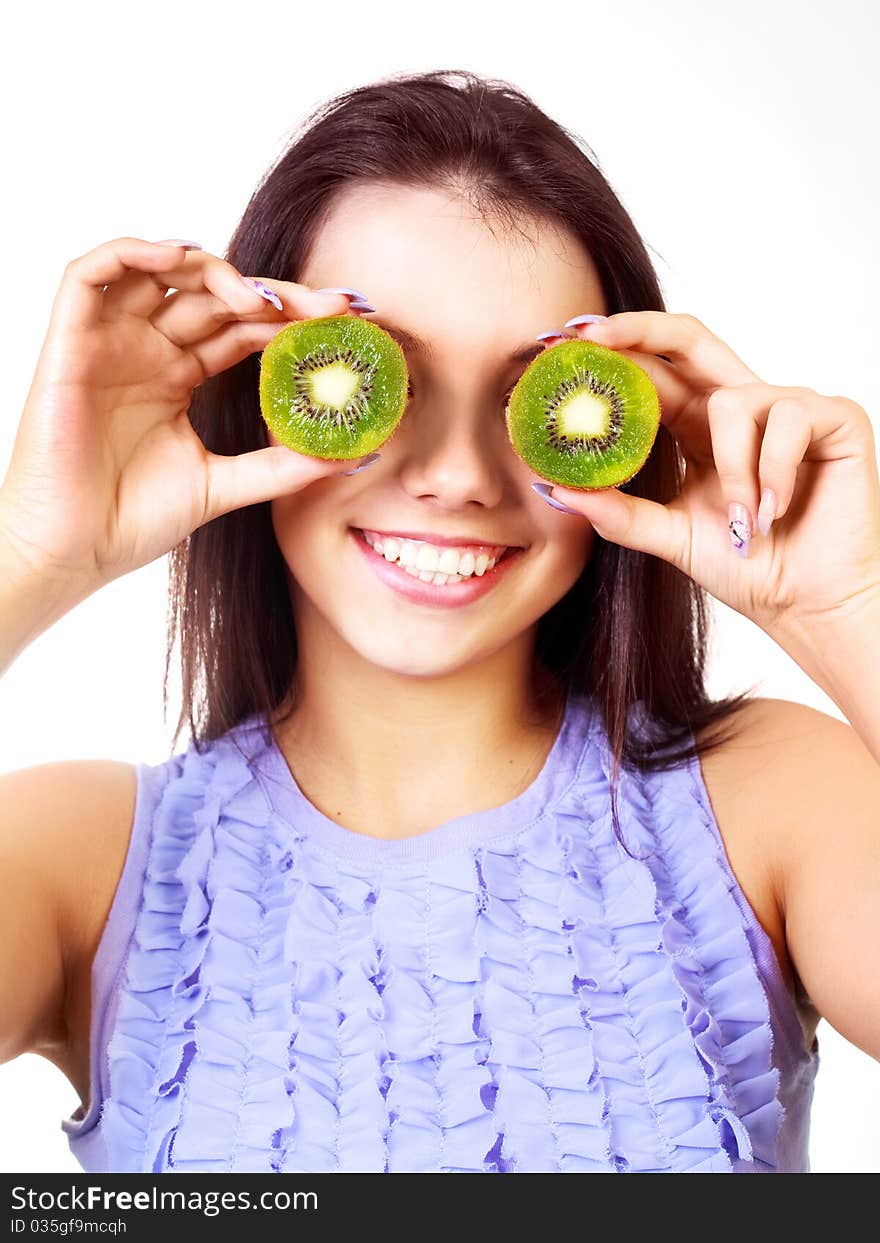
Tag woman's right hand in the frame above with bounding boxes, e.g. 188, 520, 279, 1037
0, 237, 362, 601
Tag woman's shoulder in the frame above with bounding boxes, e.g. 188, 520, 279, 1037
14, 722, 261, 1112
0, 758, 139, 1093
701, 694, 880, 1063
0, 757, 139, 962
692, 695, 845, 1037
693, 694, 856, 911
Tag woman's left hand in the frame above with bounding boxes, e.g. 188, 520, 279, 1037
539, 312, 880, 640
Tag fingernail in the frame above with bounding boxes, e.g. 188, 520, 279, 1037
531, 481, 582, 515
349, 301, 377, 313
728, 502, 752, 558
314, 286, 369, 301
564, 314, 609, 329
757, 488, 777, 537
342, 452, 381, 476
153, 239, 203, 250
535, 331, 572, 343
242, 278, 283, 311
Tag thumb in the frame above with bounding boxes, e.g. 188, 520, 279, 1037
203, 445, 378, 522
547, 483, 689, 569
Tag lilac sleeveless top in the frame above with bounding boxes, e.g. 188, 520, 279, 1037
62, 690, 819, 1173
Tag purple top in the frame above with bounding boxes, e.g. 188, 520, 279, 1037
62, 689, 819, 1173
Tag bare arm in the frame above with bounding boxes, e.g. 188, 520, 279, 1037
0, 761, 136, 1066
0, 531, 93, 678
755, 699, 880, 1061
0, 235, 366, 1070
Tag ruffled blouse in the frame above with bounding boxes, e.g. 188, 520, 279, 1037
62, 689, 819, 1173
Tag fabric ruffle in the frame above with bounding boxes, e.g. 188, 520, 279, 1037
87, 699, 813, 1173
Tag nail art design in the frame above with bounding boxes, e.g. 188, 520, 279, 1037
531, 481, 582, 515
728, 502, 752, 558
348, 301, 377, 313
535, 331, 572, 343
342, 452, 381, 476
243, 279, 283, 311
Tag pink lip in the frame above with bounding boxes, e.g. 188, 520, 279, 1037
350, 528, 524, 609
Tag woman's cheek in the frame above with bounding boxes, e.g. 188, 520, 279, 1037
527, 521, 595, 610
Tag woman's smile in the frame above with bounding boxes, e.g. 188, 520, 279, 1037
350, 525, 527, 608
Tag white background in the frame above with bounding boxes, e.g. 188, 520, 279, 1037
1, 0, 878, 1173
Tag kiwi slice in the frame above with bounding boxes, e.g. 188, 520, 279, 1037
505, 338, 661, 489
259, 314, 408, 460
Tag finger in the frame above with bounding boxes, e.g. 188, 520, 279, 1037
164, 261, 361, 322
101, 245, 268, 319
94, 242, 339, 327
149, 281, 356, 350
705, 385, 767, 536
569, 311, 761, 390
706, 383, 849, 541
753, 390, 873, 532
98, 240, 203, 317
203, 445, 375, 524
185, 317, 293, 380
543, 482, 692, 572
755, 397, 813, 532
51, 238, 212, 335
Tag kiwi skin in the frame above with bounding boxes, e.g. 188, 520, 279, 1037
259, 314, 409, 461
505, 337, 661, 490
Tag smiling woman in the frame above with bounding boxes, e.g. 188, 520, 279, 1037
4, 67, 878, 1177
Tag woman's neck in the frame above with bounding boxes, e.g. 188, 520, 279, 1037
269, 657, 567, 842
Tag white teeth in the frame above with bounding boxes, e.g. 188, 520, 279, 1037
437, 548, 461, 575
398, 541, 418, 567
360, 530, 506, 582
415, 545, 440, 573
382, 537, 401, 563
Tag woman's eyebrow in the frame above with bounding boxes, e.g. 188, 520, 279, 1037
373, 319, 544, 366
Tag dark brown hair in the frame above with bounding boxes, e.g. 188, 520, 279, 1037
165, 69, 756, 855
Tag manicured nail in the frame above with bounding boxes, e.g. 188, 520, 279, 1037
314, 286, 369, 301
535, 331, 572, 343
242, 278, 283, 311
349, 301, 377, 313
757, 488, 777, 537
342, 452, 381, 475
153, 239, 203, 250
531, 481, 582, 515
728, 502, 752, 558
564, 314, 609, 329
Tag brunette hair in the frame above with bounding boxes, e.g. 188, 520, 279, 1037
165, 69, 756, 855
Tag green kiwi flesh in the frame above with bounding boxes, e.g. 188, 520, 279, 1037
505, 338, 661, 489
259, 314, 409, 460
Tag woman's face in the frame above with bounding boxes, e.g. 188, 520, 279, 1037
269, 181, 607, 678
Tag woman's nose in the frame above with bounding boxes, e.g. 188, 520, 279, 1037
396, 407, 509, 510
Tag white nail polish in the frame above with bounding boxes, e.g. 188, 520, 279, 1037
757, 488, 777, 537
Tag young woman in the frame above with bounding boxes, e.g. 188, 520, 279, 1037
1, 70, 878, 1175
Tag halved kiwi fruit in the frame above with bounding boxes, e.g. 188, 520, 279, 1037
259, 315, 408, 460
505, 338, 661, 489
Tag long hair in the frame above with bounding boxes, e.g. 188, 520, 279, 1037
165, 69, 756, 855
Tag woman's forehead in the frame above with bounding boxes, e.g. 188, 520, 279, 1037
300, 182, 605, 328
